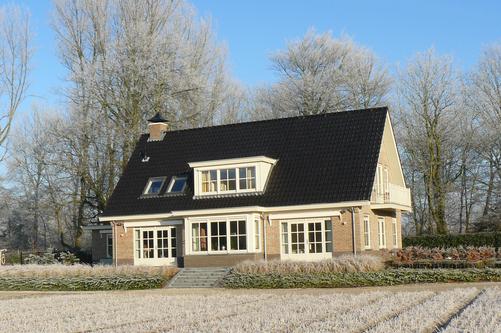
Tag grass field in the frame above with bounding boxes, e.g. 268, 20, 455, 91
0, 285, 499, 332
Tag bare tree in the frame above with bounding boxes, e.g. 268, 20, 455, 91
397, 49, 461, 234
252, 30, 391, 118
467, 43, 501, 218
0, 5, 32, 158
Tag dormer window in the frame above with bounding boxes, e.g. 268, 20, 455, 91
189, 156, 277, 197
143, 177, 166, 195
220, 169, 236, 192
167, 176, 187, 193
239, 167, 256, 190
201, 170, 217, 193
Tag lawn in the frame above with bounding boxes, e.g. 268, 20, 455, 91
0, 286, 500, 332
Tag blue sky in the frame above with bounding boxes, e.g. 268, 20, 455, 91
5, 0, 501, 118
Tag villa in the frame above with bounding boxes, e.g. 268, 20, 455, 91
89, 107, 411, 267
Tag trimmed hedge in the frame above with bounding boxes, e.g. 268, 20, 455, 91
222, 268, 501, 289
389, 259, 496, 269
0, 275, 167, 291
403, 232, 501, 248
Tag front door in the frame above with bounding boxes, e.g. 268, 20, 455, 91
281, 219, 333, 261
134, 226, 177, 266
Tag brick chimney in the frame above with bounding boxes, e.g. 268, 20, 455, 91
147, 112, 169, 141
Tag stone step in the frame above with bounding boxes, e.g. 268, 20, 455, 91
168, 267, 230, 288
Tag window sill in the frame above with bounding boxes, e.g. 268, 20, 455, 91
193, 191, 264, 199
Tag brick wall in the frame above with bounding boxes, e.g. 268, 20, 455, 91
113, 223, 134, 265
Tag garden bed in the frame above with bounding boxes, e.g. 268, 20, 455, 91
0, 265, 178, 291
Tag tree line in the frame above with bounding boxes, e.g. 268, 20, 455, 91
0, 0, 499, 252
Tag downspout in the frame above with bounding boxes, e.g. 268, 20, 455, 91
112, 221, 118, 267
351, 207, 357, 256
263, 214, 268, 261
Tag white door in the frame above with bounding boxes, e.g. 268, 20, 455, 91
134, 227, 177, 266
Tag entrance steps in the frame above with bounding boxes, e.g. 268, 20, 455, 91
167, 267, 230, 288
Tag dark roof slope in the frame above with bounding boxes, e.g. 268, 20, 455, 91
102, 107, 388, 217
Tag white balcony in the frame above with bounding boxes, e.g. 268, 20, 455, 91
372, 183, 411, 210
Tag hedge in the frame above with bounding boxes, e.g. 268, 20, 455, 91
389, 259, 497, 269
403, 232, 501, 248
222, 268, 501, 289
0, 275, 168, 291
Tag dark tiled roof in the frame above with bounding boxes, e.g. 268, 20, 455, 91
101, 107, 388, 217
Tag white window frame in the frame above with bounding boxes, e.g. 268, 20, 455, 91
187, 215, 259, 255
363, 215, 371, 249
195, 162, 267, 197
166, 176, 187, 193
133, 226, 177, 266
106, 233, 113, 258
377, 164, 384, 195
201, 170, 218, 194
392, 217, 398, 247
279, 218, 333, 261
254, 218, 261, 251
378, 217, 386, 249
143, 177, 166, 195
239, 167, 257, 191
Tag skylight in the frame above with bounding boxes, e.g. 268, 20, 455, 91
167, 176, 187, 193
143, 177, 165, 195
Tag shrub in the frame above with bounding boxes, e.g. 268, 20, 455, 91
234, 255, 384, 274
403, 232, 501, 248
223, 268, 501, 289
391, 246, 498, 263
390, 259, 496, 269
0, 264, 178, 291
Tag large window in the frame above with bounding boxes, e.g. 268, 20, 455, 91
134, 227, 177, 262
363, 216, 371, 249
143, 177, 166, 195
230, 220, 246, 250
191, 218, 251, 253
106, 234, 113, 258
378, 217, 386, 249
210, 221, 227, 251
281, 220, 333, 258
199, 166, 257, 194
192, 223, 208, 252
392, 218, 398, 247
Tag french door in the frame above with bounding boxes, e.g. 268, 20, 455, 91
281, 219, 333, 261
134, 227, 177, 266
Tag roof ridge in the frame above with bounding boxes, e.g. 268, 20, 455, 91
141, 106, 388, 138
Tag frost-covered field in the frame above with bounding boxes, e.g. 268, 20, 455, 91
0, 287, 500, 332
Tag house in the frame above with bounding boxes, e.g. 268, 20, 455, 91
88, 107, 411, 267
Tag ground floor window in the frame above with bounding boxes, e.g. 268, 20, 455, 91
106, 233, 113, 258
378, 217, 386, 249
254, 219, 261, 250
134, 227, 177, 261
363, 216, 371, 249
280, 219, 333, 257
191, 218, 249, 253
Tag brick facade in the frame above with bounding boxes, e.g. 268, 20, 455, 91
108, 206, 403, 267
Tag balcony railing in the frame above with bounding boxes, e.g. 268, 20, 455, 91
372, 183, 411, 207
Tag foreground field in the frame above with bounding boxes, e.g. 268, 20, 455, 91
0, 285, 500, 332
